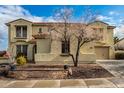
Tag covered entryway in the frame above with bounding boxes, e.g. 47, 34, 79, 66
95, 46, 109, 59
32, 45, 37, 62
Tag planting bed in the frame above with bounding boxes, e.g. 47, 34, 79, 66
0, 63, 114, 80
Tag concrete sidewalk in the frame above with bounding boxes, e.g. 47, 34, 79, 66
0, 77, 122, 88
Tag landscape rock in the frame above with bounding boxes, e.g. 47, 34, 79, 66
7, 71, 28, 80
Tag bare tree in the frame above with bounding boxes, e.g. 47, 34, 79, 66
114, 36, 119, 44
50, 7, 100, 67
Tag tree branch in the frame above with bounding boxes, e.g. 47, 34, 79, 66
69, 53, 75, 63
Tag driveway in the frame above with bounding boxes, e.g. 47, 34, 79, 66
97, 60, 124, 77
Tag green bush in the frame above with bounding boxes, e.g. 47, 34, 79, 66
16, 56, 27, 65
115, 52, 124, 59
16, 53, 25, 59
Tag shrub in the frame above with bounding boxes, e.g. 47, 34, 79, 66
115, 51, 124, 59
16, 56, 27, 65
16, 53, 25, 59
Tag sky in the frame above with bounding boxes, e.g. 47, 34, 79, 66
0, 5, 124, 50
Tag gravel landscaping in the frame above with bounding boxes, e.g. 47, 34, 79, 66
0, 63, 114, 80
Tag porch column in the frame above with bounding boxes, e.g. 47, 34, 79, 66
27, 44, 34, 61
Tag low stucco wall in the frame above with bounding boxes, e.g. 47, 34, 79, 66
0, 57, 9, 63
35, 53, 96, 64
115, 50, 124, 53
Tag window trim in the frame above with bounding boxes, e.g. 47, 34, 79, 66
93, 27, 104, 41
39, 28, 42, 33
15, 25, 27, 38
61, 40, 70, 55
16, 45, 28, 56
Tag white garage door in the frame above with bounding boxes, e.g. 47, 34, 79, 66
95, 47, 109, 59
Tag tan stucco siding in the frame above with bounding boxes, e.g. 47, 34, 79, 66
51, 40, 61, 54
35, 53, 96, 64
80, 42, 95, 54
109, 46, 115, 59
107, 28, 114, 45
37, 39, 51, 53
9, 20, 32, 42
27, 44, 34, 60
7, 19, 115, 63
32, 26, 49, 35
9, 42, 33, 60
89, 21, 108, 43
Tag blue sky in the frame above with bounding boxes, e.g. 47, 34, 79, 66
0, 5, 124, 50
21, 5, 124, 23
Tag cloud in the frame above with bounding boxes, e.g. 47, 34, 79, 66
96, 14, 124, 39
0, 5, 55, 50
114, 25, 124, 39
96, 15, 112, 21
109, 11, 119, 15
96, 15, 116, 25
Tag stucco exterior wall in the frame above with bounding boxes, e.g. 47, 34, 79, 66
35, 53, 96, 64
37, 39, 51, 53
27, 44, 34, 61
7, 19, 34, 61
32, 26, 49, 35
89, 21, 108, 43
9, 20, 32, 43
106, 27, 115, 59
8, 42, 33, 61
0, 58, 9, 63
80, 42, 95, 54
7, 19, 115, 63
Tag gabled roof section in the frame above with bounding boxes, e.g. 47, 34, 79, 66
6, 18, 32, 26
88, 21, 109, 26
32, 33, 50, 39
88, 21, 116, 29
107, 26, 116, 29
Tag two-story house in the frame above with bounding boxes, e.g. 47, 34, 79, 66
6, 18, 115, 64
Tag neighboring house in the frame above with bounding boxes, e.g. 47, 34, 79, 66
0, 51, 6, 57
0, 51, 9, 63
6, 18, 115, 64
115, 38, 124, 50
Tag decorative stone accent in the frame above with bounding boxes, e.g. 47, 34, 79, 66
7, 71, 28, 80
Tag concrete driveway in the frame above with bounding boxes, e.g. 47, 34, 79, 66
97, 60, 124, 77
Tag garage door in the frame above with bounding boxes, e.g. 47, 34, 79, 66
95, 47, 109, 59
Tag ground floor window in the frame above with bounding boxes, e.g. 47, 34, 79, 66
61, 40, 70, 54
16, 45, 28, 56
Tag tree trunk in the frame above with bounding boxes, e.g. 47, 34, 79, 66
74, 62, 78, 67
74, 40, 80, 67
69, 39, 81, 67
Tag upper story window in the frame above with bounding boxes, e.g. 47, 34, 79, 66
38, 28, 42, 33
16, 26, 27, 38
93, 28, 104, 41
61, 40, 70, 54
99, 28, 103, 33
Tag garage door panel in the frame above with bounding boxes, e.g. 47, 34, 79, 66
95, 47, 109, 59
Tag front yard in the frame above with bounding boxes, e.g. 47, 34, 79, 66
0, 63, 113, 80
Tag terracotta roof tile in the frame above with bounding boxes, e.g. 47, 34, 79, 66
32, 33, 50, 39
28, 39, 36, 44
